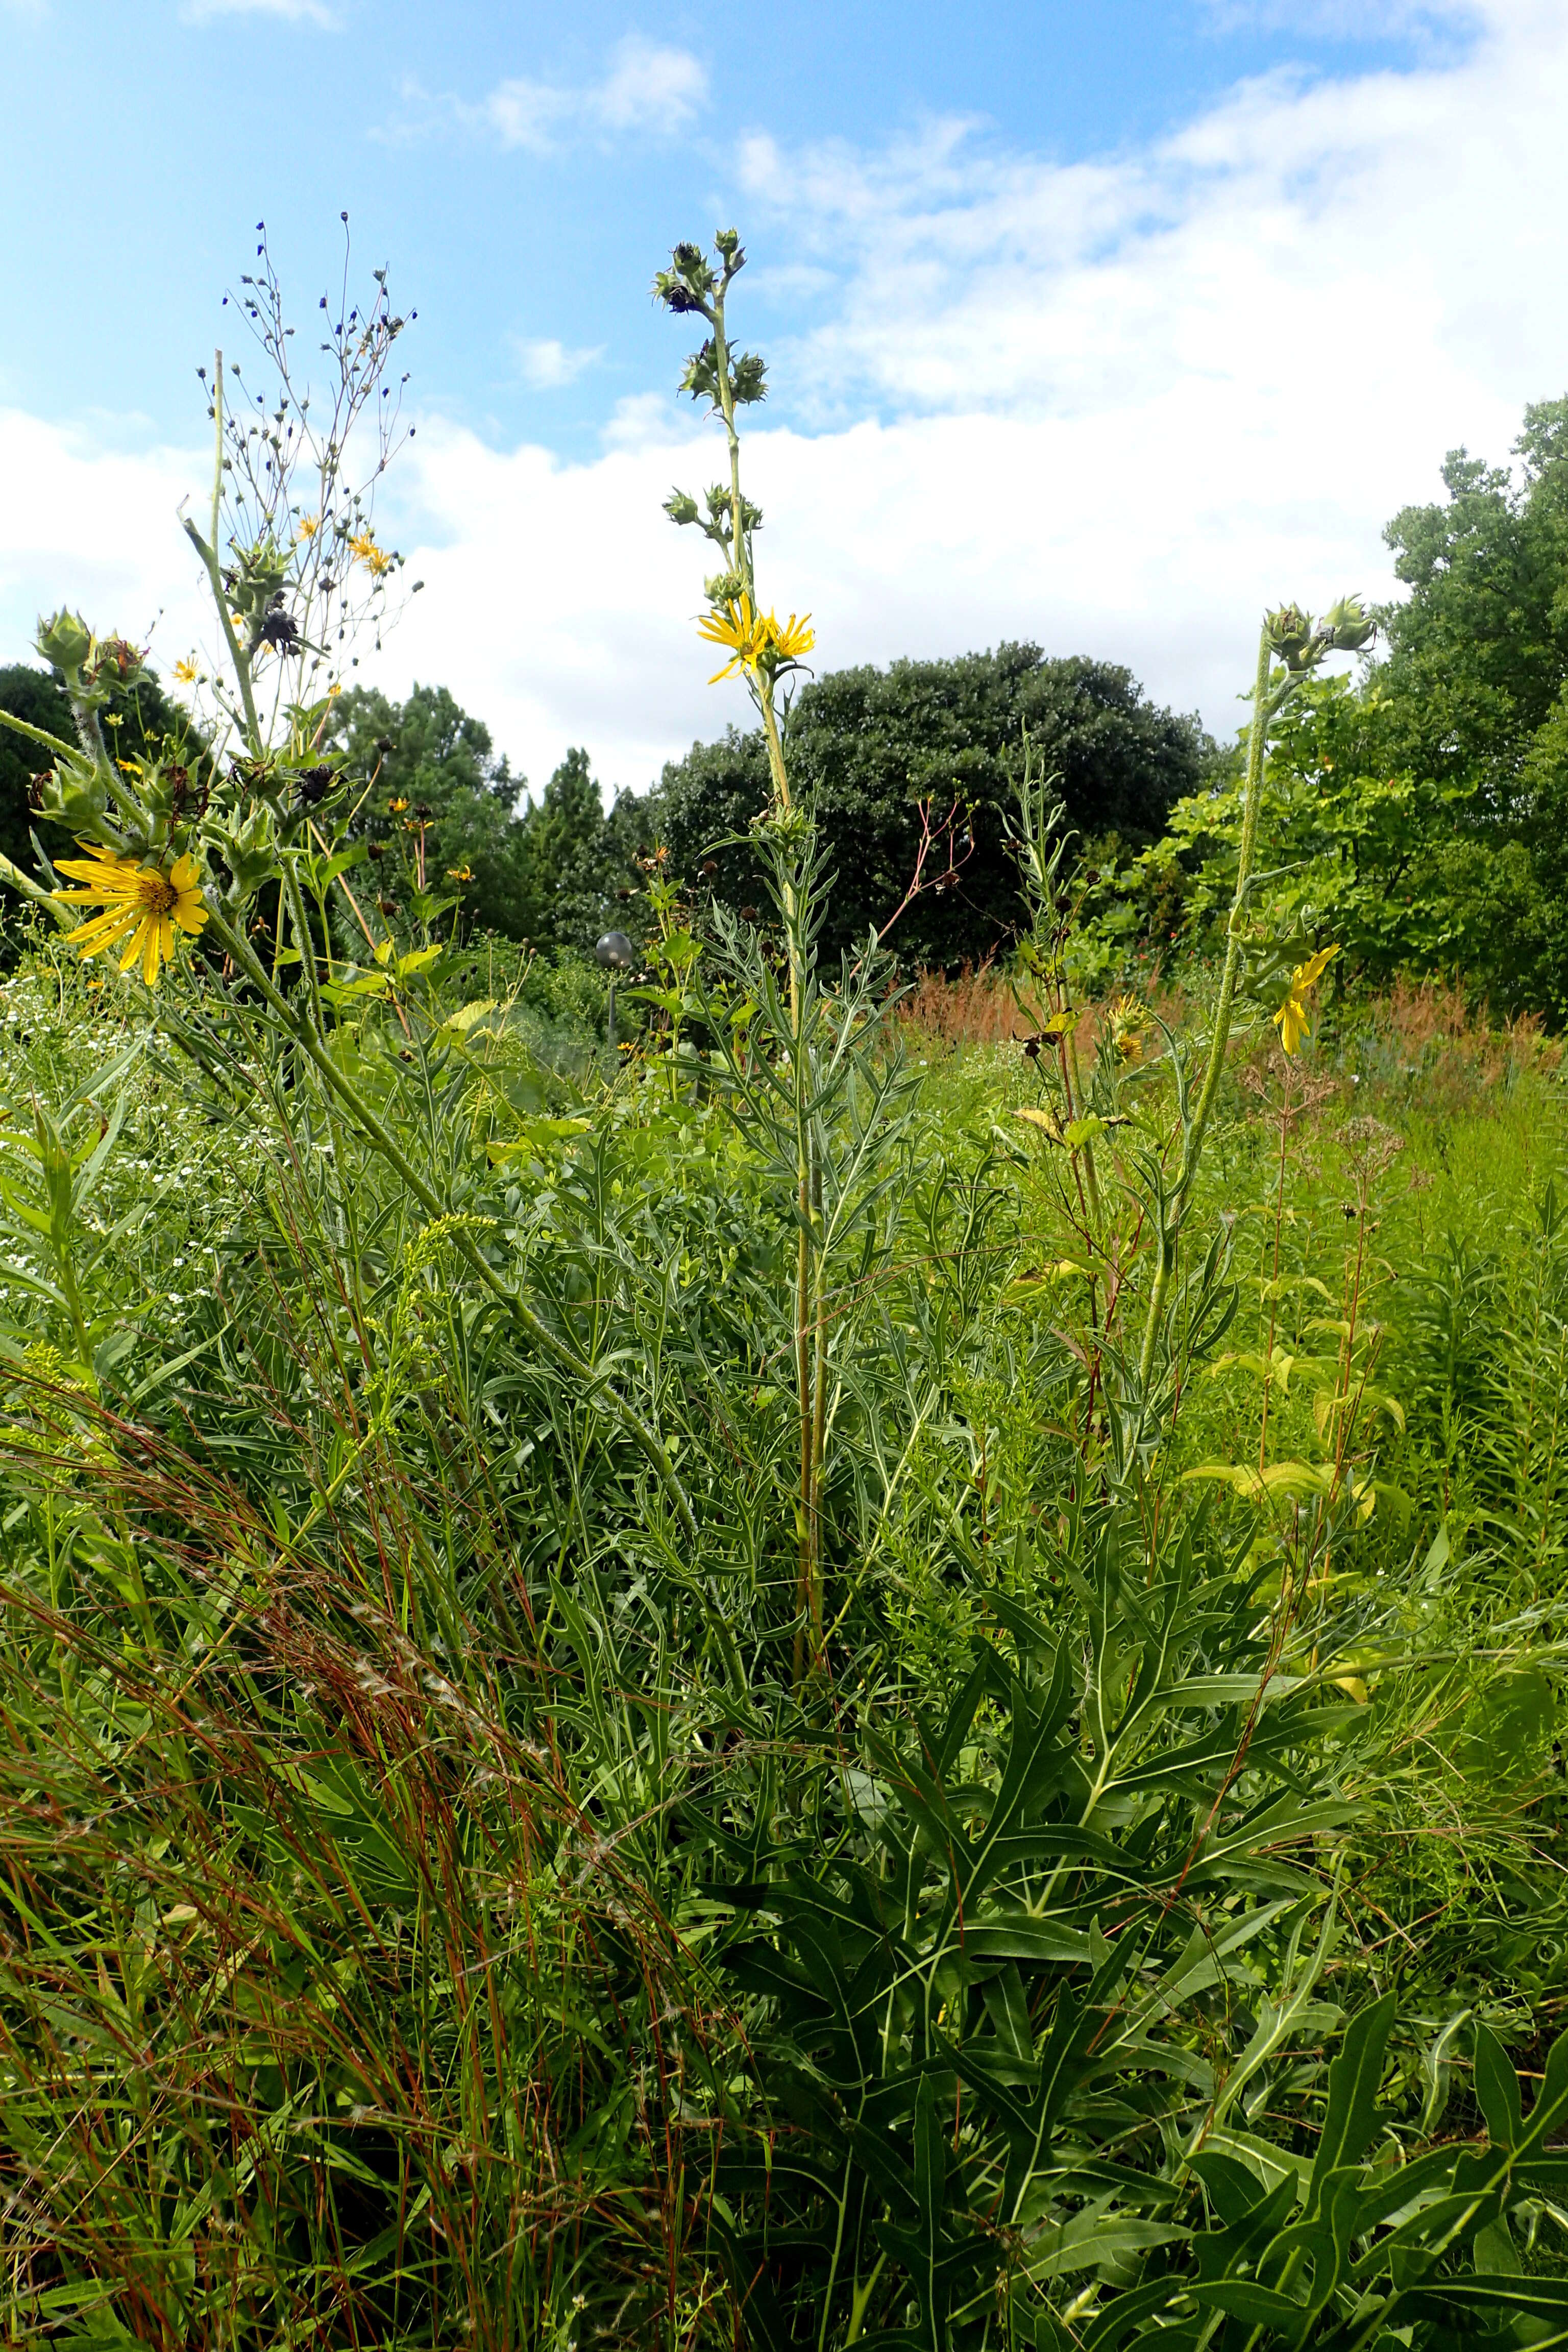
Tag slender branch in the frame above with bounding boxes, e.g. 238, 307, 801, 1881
1138, 624, 1274, 1387
183, 349, 264, 753
0, 851, 72, 926
0, 708, 78, 764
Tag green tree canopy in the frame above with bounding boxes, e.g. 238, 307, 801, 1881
328, 682, 527, 941
1094, 395, 1568, 1020
653, 645, 1207, 968
328, 684, 640, 954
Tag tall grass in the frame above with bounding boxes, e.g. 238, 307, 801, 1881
5, 853, 1568, 2343
5, 228, 1568, 2344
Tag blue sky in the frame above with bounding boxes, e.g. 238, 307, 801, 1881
2, 0, 1479, 453
2, 1, 1560, 798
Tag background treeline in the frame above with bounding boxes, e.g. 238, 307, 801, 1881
7, 391, 1568, 1012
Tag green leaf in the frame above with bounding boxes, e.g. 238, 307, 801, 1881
1473, 2021, 1524, 2151
1308, 1991, 1395, 2202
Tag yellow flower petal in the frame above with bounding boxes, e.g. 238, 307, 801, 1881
53, 844, 206, 986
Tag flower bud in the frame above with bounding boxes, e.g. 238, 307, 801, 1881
1321, 593, 1376, 653
664, 488, 701, 528
34, 756, 108, 833
1264, 603, 1314, 661
36, 608, 94, 676
219, 806, 279, 900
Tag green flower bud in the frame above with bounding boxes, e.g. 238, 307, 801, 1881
36, 608, 93, 676
1321, 593, 1376, 653
730, 351, 768, 407
219, 806, 279, 901
664, 488, 701, 528
34, 755, 108, 833
1264, 602, 1314, 660
88, 635, 150, 691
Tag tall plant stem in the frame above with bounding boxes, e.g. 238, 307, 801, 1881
710, 274, 820, 1667
182, 349, 264, 754
204, 901, 696, 1542
1259, 1066, 1292, 1475
1137, 624, 1273, 1388
0, 850, 68, 923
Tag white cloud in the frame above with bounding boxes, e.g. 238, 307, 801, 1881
1200, 0, 1478, 36
182, 0, 338, 23
465, 36, 707, 154
595, 35, 707, 132
0, 410, 210, 669
6, 1, 1568, 816
513, 338, 605, 391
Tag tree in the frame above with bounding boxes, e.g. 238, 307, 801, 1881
1102, 397, 1568, 1019
1366, 397, 1568, 1013
0, 667, 74, 885
328, 682, 529, 942
1377, 398, 1568, 798
513, 747, 645, 955
328, 686, 641, 954
653, 645, 1206, 968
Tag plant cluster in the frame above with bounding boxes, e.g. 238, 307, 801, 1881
0, 227, 1565, 2352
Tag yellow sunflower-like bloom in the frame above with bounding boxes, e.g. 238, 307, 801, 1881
1107, 991, 1148, 1063
771, 610, 815, 664
349, 528, 392, 577
54, 845, 208, 988
697, 596, 773, 683
1273, 942, 1339, 1055
173, 656, 199, 686
296, 514, 321, 542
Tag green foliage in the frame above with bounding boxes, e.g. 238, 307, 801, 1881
328, 685, 645, 955
328, 679, 526, 936
3, 915, 1566, 2345
0, 658, 184, 928
1093, 395, 1568, 1018
656, 648, 1207, 970
5, 229, 1568, 2352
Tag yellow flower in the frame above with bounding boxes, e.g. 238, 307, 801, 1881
296, 514, 321, 541
771, 610, 815, 664
696, 598, 816, 683
349, 528, 392, 577
697, 596, 773, 683
447, 864, 474, 883
54, 845, 208, 988
328, 681, 341, 697
1107, 991, 1147, 1063
174, 656, 199, 686
387, 796, 409, 814
1273, 943, 1339, 1055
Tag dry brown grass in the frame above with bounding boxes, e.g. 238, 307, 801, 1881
897, 963, 1025, 1048
901, 965, 1563, 1118
897, 962, 1191, 1061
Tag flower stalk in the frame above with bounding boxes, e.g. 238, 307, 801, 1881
1136, 597, 1371, 1393
657, 232, 828, 1673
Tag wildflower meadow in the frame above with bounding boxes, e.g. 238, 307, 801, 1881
3, 227, 1568, 2351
